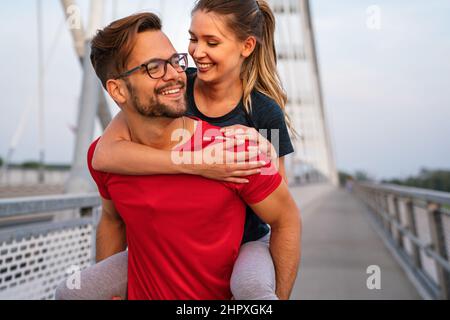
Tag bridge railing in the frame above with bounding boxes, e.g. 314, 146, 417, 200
354, 182, 450, 300
0, 193, 100, 300
0, 168, 69, 187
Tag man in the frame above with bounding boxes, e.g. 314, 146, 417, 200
64, 12, 301, 300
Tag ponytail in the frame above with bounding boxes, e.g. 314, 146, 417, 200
242, 0, 297, 137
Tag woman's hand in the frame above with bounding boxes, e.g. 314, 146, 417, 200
188, 138, 267, 184
220, 125, 279, 162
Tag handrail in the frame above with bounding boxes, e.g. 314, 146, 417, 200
354, 182, 450, 300
358, 182, 450, 207
0, 193, 100, 218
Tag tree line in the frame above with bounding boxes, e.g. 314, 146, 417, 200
382, 169, 450, 193
339, 168, 450, 193
0, 157, 70, 170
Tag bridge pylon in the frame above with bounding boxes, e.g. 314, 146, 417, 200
269, 0, 338, 185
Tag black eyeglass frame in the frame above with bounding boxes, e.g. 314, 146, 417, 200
115, 53, 188, 80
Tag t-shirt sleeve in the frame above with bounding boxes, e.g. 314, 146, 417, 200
87, 139, 111, 200
253, 96, 295, 158
233, 159, 283, 205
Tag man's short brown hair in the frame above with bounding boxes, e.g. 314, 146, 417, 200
90, 12, 162, 89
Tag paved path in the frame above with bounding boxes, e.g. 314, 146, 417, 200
289, 183, 421, 300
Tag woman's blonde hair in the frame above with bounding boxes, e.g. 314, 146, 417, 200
193, 0, 297, 136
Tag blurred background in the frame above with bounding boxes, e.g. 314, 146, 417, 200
0, 0, 449, 300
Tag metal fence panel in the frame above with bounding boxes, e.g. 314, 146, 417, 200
442, 214, 450, 264
398, 199, 414, 257
0, 194, 100, 300
413, 205, 439, 284
0, 220, 94, 300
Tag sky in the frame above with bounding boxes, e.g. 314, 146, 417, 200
0, 0, 449, 180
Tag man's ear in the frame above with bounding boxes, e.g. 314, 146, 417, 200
106, 79, 127, 105
241, 36, 257, 58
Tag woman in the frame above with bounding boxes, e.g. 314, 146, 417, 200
58, 0, 295, 300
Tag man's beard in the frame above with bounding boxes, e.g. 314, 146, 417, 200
127, 80, 187, 119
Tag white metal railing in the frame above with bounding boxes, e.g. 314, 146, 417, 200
0, 193, 100, 300
354, 182, 450, 300
0, 169, 69, 187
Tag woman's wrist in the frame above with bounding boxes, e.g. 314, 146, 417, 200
178, 162, 196, 175
170, 151, 202, 175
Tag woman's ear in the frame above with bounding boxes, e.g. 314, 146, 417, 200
106, 79, 127, 106
241, 36, 257, 58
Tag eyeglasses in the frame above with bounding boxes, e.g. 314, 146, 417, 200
116, 53, 188, 80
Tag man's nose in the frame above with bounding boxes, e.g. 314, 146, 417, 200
162, 62, 180, 81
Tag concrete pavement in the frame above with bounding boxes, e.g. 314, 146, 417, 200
289, 183, 421, 300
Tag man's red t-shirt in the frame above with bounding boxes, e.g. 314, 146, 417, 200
87, 119, 282, 300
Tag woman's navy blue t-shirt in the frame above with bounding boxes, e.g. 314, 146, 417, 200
185, 68, 294, 243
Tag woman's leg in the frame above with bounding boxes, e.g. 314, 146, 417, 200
55, 251, 128, 300
230, 233, 278, 300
